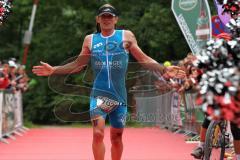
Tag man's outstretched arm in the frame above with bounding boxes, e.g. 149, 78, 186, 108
125, 30, 165, 74
32, 35, 92, 76
125, 30, 185, 79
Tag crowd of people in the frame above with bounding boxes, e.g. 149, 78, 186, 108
0, 58, 29, 93
165, 32, 240, 159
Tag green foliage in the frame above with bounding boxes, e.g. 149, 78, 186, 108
0, 0, 215, 124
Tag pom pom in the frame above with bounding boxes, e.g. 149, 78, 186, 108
0, 0, 14, 25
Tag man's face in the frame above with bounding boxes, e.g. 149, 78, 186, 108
3, 64, 9, 71
97, 13, 118, 31
9, 67, 16, 72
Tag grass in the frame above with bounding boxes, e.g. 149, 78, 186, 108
24, 121, 43, 128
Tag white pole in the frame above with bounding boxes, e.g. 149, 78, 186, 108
22, 0, 39, 64
28, 3, 38, 32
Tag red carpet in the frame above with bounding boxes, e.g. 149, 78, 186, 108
0, 127, 197, 160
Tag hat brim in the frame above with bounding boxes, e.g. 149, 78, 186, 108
98, 12, 116, 17
9, 65, 17, 68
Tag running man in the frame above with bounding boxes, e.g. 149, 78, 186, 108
32, 4, 185, 160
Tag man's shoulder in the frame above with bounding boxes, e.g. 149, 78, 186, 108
85, 34, 93, 39
83, 34, 94, 43
123, 30, 135, 40
123, 30, 131, 33
124, 30, 134, 36
82, 34, 93, 49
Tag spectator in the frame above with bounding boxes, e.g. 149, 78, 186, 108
0, 59, 29, 92
6, 60, 17, 92
0, 62, 10, 90
16, 65, 29, 92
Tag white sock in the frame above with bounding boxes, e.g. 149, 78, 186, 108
236, 154, 240, 160
198, 142, 204, 148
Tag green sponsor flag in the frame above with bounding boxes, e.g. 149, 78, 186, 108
172, 0, 212, 55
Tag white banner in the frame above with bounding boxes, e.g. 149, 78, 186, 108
3, 93, 16, 135
171, 92, 182, 126
14, 91, 23, 128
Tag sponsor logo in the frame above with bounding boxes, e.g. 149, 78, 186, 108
93, 42, 103, 49
94, 61, 122, 69
104, 8, 111, 12
179, 0, 198, 11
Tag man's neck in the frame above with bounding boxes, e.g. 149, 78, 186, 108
101, 29, 115, 37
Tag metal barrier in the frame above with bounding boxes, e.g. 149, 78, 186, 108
133, 89, 204, 135
182, 92, 204, 135
0, 90, 28, 144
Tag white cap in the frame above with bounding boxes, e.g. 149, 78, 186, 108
8, 60, 17, 68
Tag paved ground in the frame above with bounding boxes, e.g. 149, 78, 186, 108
0, 127, 202, 160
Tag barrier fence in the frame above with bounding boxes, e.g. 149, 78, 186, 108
133, 89, 204, 136
0, 90, 28, 144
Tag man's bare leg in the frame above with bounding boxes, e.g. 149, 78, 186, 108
110, 127, 124, 160
92, 117, 105, 160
